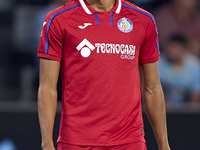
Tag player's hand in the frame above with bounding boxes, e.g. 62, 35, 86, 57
42, 147, 56, 150
41, 144, 56, 150
159, 145, 171, 150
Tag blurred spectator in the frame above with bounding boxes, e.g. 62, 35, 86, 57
188, 37, 200, 61
154, 0, 200, 50
158, 34, 200, 106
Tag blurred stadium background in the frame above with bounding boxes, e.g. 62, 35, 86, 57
0, 0, 200, 150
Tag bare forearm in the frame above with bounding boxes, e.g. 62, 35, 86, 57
142, 86, 170, 150
38, 86, 57, 149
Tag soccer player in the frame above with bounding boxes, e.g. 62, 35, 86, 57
37, 0, 171, 150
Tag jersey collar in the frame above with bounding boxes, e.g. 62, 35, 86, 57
79, 0, 122, 15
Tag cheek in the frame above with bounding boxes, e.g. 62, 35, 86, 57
166, 49, 183, 59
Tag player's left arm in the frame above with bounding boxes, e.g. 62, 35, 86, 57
139, 61, 171, 150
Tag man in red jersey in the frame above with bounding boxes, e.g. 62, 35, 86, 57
37, 0, 171, 150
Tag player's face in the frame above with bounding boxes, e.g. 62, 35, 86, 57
188, 38, 200, 58
165, 43, 186, 62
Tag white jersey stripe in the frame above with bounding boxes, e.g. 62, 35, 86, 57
79, 0, 92, 14
115, 0, 122, 14
79, 0, 122, 14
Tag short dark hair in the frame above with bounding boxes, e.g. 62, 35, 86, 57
168, 33, 188, 47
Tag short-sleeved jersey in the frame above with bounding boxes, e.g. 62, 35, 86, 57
37, 0, 160, 146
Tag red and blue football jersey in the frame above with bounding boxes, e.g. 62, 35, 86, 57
37, 0, 160, 146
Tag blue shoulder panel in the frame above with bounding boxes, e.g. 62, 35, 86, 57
45, 4, 80, 54
122, 4, 160, 55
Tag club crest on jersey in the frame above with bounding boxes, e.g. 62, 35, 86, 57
117, 18, 133, 33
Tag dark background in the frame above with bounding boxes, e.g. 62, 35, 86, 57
0, 112, 200, 150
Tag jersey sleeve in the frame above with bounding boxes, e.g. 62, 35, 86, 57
37, 11, 63, 62
139, 16, 160, 64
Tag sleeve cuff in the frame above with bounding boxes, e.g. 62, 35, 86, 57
37, 53, 62, 62
139, 56, 160, 64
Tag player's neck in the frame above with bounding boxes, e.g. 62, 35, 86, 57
86, 0, 116, 12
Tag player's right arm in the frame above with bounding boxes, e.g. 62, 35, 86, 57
37, 9, 63, 149
38, 58, 60, 150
